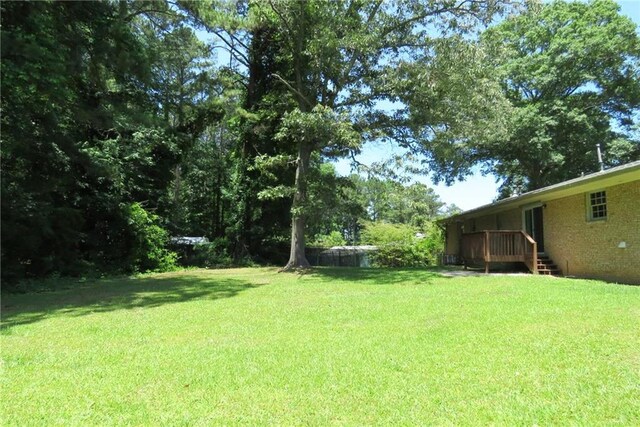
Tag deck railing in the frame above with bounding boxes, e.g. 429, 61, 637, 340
460, 230, 537, 274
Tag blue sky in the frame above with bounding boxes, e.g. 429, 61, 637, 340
333, 1, 640, 211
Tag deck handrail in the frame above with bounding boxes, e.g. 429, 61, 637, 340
461, 230, 537, 274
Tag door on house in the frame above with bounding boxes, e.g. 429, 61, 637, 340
524, 206, 544, 252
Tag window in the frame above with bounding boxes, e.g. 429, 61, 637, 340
588, 190, 607, 221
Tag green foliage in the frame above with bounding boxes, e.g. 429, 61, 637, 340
218, 20, 297, 262
13, 0, 635, 278
124, 203, 177, 273
275, 105, 361, 154
0, 0, 154, 281
300, 170, 449, 250
350, 176, 445, 228
415, 223, 445, 265
305, 162, 363, 242
309, 231, 347, 248
0, 1, 227, 280
415, 0, 640, 194
395, 37, 513, 184
485, 0, 640, 194
361, 222, 443, 267
192, 239, 234, 268
166, 123, 234, 238
361, 222, 416, 247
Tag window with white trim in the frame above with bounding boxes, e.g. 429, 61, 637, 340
588, 190, 607, 221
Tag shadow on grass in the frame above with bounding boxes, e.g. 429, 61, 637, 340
1, 273, 261, 331
303, 266, 453, 285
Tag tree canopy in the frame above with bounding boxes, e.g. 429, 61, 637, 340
1, 1, 221, 280
414, 0, 640, 196
185, 0, 516, 268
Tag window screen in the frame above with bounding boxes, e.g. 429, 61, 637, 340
589, 191, 607, 220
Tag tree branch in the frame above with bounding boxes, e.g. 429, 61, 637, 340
271, 73, 314, 108
211, 30, 250, 67
267, 0, 294, 38
338, 0, 384, 92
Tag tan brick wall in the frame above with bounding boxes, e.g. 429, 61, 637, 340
544, 180, 640, 284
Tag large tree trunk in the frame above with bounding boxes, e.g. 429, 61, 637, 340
282, 141, 313, 270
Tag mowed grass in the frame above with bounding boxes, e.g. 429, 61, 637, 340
2, 268, 639, 425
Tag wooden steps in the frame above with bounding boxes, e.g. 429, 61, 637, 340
537, 253, 561, 276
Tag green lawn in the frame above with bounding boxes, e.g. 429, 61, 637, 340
2, 268, 639, 425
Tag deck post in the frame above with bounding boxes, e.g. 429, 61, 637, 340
484, 231, 490, 274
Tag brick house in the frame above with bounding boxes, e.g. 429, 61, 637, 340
440, 160, 640, 284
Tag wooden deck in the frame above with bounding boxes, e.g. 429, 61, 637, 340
461, 230, 538, 274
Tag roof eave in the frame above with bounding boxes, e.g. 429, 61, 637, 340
439, 161, 640, 223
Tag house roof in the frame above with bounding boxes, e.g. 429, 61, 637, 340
441, 160, 640, 223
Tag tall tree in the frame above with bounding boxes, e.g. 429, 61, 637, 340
146, 22, 229, 235
417, 0, 640, 195
248, 0, 513, 269
181, 0, 514, 269
346, 176, 444, 228
181, 1, 300, 261
231, 23, 296, 261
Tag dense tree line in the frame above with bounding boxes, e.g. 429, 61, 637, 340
2, 1, 221, 281
2, 0, 638, 283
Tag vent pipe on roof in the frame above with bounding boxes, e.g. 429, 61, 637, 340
596, 143, 604, 171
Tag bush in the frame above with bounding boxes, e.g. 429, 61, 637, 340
192, 239, 234, 268
308, 231, 347, 248
361, 222, 442, 267
124, 203, 177, 273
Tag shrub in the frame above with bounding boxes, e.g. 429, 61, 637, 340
192, 238, 234, 268
124, 203, 177, 273
361, 222, 443, 267
308, 231, 347, 248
